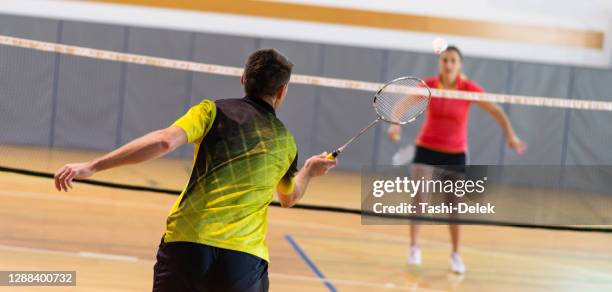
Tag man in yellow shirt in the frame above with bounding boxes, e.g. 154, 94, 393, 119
54, 49, 337, 291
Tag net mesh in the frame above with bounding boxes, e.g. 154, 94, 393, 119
374, 77, 430, 124
0, 34, 611, 231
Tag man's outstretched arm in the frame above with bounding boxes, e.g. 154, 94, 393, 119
54, 126, 187, 192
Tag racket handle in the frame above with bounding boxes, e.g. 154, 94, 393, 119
326, 151, 338, 160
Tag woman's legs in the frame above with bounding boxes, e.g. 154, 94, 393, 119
407, 164, 434, 265
449, 224, 460, 253
410, 223, 422, 247
408, 222, 422, 265
449, 222, 466, 273
408, 147, 467, 273
444, 169, 466, 273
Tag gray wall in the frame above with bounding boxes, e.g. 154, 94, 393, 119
1, 14, 612, 170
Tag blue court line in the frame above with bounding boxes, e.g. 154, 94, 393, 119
284, 234, 338, 292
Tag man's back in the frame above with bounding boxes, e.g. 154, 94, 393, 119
164, 97, 297, 262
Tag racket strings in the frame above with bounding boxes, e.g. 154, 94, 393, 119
375, 78, 430, 124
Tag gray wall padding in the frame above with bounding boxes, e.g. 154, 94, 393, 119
120, 27, 193, 158
183, 33, 257, 158
313, 44, 384, 170
54, 21, 126, 150
566, 68, 612, 165
2, 13, 612, 174
0, 15, 59, 146
190, 32, 256, 103
259, 39, 322, 161
498, 63, 571, 187
503, 63, 570, 165
462, 57, 511, 165
563, 63, 612, 197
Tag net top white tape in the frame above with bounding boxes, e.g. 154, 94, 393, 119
1, 34, 611, 111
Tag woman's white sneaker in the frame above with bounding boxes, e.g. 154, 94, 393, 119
449, 252, 466, 274
407, 246, 422, 265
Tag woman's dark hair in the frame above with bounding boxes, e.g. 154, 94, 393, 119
441, 45, 463, 60
243, 49, 293, 99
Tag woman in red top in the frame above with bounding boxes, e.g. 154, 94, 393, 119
388, 46, 526, 274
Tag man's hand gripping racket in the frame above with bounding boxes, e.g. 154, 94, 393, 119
326, 77, 431, 160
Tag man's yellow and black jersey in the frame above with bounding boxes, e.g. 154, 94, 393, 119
164, 96, 298, 262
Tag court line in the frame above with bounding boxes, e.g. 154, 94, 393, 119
268, 273, 444, 292
0, 244, 139, 263
0, 243, 434, 290
0, 189, 169, 210
79, 251, 138, 262
271, 220, 612, 278
285, 234, 338, 292
3, 241, 609, 290
272, 220, 446, 248
296, 234, 612, 281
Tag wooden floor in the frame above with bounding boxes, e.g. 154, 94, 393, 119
1, 145, 612, 291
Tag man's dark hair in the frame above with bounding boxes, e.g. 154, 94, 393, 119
243, 49, 293, 98
441, 45, 463, 60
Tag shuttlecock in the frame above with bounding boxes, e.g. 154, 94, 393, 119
432, 37, 448, 54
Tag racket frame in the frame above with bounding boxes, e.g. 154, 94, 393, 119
329, 76, 431, 158
373, 76, 431, 125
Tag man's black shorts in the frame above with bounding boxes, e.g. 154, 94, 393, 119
153, 238, 269, 292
